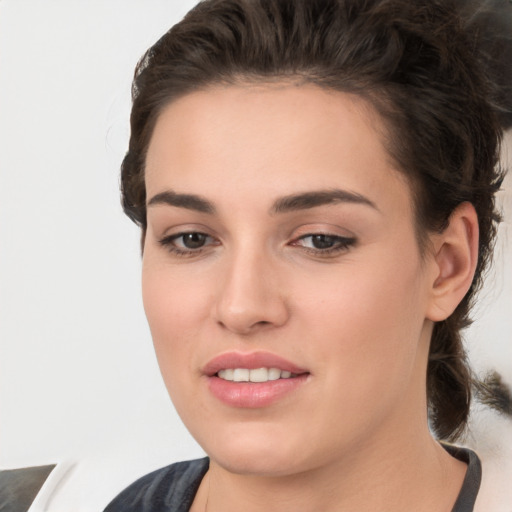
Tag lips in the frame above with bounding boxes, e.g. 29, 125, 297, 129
203, 351, 310, 408
203, 351, 308, 376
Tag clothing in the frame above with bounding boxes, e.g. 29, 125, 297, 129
104, 458, 208, 512
103, 445, 481, 512
444, 445, 482, 512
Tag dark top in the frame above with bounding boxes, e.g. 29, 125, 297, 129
104, 445, 481, 512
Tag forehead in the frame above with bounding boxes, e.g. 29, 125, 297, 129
145, 83, 411, 217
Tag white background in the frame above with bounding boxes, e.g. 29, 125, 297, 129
0, 1, 511, 510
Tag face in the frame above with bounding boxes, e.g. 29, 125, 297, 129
142, 84, 438, 476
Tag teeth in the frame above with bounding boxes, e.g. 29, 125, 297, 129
268, 368, 281, 381
220, 368, 234, 381
233, 368, 249, 382
217, 368, 297, 382
249, 368, 268, 382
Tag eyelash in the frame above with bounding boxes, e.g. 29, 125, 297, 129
158, 232, 218, 257
158, 232, 356, 258
290, 233, 356, 255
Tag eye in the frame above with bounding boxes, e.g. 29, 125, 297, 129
291, 233, 356, 255
159, 231, 218, 256
174, 232, 209, 249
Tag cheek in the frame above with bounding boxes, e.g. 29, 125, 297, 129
289, 254, 429, 445
297, 249, 428, 382
141, 262, 212, 376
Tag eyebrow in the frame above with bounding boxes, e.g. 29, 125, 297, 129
147, 190, 216, 214
147, 188, 378, 215
271, 189, 379, 214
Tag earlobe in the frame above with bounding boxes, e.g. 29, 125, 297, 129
426, 202, 479, 322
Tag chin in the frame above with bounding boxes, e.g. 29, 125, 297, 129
212, 447, 307, 477
192, 421, 314, 477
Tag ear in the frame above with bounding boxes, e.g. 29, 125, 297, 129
426, 202, 479, 322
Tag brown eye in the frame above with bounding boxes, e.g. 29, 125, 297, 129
309, 234, 339, 249
291, 233, 356, 255
159, 231, 218, 256
179, 233, 208, 249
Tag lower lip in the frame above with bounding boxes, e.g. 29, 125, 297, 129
207, 375, 309, 408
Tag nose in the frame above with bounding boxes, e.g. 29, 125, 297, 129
213, 249, 289, 335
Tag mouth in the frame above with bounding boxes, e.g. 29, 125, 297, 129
203, 352, 310, 408
216, 367, 299, 382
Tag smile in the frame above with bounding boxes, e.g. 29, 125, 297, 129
203, 353, 310, 408
217, 368, 297, 382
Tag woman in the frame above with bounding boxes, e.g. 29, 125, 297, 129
105, 0, 512, 510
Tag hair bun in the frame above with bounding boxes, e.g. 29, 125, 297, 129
455, 0, 512, 129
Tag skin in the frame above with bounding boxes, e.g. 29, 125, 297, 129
142, 84, 478, 511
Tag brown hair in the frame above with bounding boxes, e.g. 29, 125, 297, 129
121, 0, 511, 440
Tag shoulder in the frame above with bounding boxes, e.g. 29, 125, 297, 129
103, 458, 209, 512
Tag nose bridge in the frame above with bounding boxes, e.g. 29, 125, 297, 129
214, 240, 288, 334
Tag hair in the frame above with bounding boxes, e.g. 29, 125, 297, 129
121, 0, 512, 441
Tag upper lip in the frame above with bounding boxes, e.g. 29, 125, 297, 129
202, 351, 309, 377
